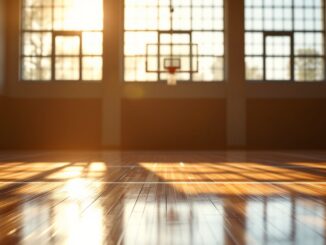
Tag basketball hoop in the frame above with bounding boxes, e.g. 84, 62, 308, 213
166, 66, 178, 86
164, 58, 180, 86
167, 66, 178, 74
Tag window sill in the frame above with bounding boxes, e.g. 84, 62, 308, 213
18, 80, 102, 84
246, 80, 326, 84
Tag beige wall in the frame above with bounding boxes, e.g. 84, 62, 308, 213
0, 0, 5, 95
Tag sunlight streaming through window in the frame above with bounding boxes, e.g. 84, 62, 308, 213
124, 0, 224, 82
21, 0, 103, 81
245, 0, 325, 82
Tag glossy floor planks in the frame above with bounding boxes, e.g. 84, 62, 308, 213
0, 151, 325, 244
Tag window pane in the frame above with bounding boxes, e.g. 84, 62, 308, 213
23, 0, 52, 7
266, 57, 291, 80
266, 36, 291, 56
55, 36, 80, 56
22, 57, 51, 80
22, 32, 52, 56
295, 33, 324, 56
295, 57, 324, 81
193, 57, 224, 81
173, 7, 191, 30
245, 33, 263, 55
55, 57, 79, 80
246, 57, 263, 80
83, 57, 103, 80
82, 32, 103, 55
158, 7, 171, 30
22, 7, 52, 30
124, 32, 157, 56
193, 32, 224, 56
124, 57, 158, 82
53, 0, 103, 31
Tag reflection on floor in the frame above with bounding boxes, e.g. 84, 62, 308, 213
0, 151, 325, 244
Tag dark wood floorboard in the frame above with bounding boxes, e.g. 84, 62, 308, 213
0, 151, 325, 244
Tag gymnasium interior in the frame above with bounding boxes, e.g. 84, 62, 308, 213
0, 0, 326, 244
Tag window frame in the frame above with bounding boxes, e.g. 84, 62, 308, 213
123, 0, 226, 83
262, 31, 294, 81
19, 0, 104, 83
52, 31, 82, 81
245, 0, 326, 83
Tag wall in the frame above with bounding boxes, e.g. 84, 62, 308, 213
0, 0, 103, 150
121, 99, 226, 150
101, 0, 245, 149
0, 0, 326, 150
0, 98, 102, 149
247, 99, 326, 149
0, 0, 5, 95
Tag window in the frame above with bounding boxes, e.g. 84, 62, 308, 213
21, 0, 103, 81
245, 0, 325, 82
124, 0, 224, 82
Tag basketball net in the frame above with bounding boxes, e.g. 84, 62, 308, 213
166, 66, 177, 86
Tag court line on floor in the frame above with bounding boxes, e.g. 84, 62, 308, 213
0, 181, 326, 184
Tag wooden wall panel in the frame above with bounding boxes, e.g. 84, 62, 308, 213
121, 99, 226, 150
0, 0, 5, 94
2, 97, 326, 150
0, 97, 102, 149
247, 99, 326, 149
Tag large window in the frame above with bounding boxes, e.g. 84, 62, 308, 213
124, 0, 224, 82
21, 0, 103, 81
245, 0, 325, 82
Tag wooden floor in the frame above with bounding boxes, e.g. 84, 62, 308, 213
0, 151, 325, 245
